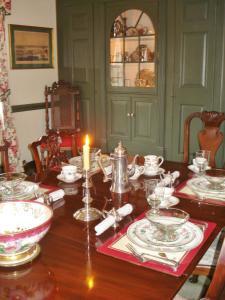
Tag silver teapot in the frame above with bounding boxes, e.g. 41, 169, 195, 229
98, 142, 138, 193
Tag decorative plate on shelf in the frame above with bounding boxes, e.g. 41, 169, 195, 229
136, 69, 155, 87
126, 27, 138, 36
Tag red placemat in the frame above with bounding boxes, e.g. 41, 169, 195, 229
97, 212, 216, 277
39, 183, 61, 194
174, 180, 225, 206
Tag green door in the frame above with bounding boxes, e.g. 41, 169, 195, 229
166, 0, 221, 163
57, 1, 96, 136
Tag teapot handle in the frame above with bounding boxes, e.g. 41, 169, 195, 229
97, 153, 112, 182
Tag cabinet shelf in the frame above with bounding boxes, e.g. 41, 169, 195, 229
110, 61, 155, 64
110, 34, 155, 39
110, 9, 156, 88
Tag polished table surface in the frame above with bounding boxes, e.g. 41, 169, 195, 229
1, 161, 225, 300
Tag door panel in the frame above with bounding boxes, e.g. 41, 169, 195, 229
57, 2, 95, 134
109, 96, 131, 138
181, 32, 207, 87
133, 98, 156, 142
171, 0, 216, 161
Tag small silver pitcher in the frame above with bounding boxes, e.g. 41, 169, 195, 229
99, 142, 138, 193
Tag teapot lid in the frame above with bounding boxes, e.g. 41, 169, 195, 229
114, 141, 127, 157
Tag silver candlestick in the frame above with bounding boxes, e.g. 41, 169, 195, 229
73, 170, 102, 222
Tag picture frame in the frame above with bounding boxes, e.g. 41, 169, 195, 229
9, 24, 53, 69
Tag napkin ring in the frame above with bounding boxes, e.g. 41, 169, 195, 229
102, 208, 123, 228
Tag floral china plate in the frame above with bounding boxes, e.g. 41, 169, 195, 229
134, 218, 195, 247
127, 218, 203, 252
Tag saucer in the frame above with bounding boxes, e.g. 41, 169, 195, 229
188, 165, 211, 174
159, 196, 180, 208
57, 173, 82, 183
144, 168, 165, 176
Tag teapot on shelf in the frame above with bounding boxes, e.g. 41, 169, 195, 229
98, 142, 138, 194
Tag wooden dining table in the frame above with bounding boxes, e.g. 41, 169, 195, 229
1, 160, 225, 300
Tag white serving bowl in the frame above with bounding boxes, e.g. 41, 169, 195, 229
0, 201, 52, 257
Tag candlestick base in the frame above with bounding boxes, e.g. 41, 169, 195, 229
73, 170, 102, 222
73, 207, 102, 222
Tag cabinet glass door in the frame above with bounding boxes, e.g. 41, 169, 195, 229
110, 9, 156, 88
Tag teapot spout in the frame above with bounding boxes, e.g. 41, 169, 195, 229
128, 154, 139, 177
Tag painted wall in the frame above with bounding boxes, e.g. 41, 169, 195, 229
4, 0, 58, 163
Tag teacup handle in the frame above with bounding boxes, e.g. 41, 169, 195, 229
139, 166, 145, 174
157, 156, 164, 167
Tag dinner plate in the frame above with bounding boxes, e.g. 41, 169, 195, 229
127, 218, 203, 252
0, 181, 39, 200
57, 173, 82, 183
187, 177, 225, 194
134, 218, 195, 247
144, 168, 165, 177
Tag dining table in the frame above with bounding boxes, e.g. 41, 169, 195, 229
1, 160, 225, 300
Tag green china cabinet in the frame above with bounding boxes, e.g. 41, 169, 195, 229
57, 0, 225, 164
106, 2, 165, 155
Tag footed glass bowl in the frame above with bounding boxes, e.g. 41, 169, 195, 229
204, 169, 225, 190
0, 201, 53, 266
0, 172, 27, 197
146, 208, 189, 242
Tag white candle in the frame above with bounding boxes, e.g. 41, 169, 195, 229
83, 135, 90, 170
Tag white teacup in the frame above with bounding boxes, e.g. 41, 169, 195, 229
144, 155, 164, 174
129, 164, 145, 180
61, 165, 77, 181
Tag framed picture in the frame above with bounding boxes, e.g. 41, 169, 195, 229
9, 24, 53, 69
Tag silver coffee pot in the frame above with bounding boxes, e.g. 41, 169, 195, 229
98, 142, 138, 193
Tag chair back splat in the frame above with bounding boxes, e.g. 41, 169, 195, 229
29, 132, 68, 181
184, 111, 225, 167
45, 80, 81, 156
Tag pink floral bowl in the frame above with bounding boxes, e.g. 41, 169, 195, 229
0, 200, 53, 260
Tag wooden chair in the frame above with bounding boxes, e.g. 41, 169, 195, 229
174, 233, 225, 300
29, 131, 68, 180
184, 111, 225, 167
45, 80, 81, 155
0, 140, 10, 173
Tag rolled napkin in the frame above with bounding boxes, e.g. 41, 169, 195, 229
49, 189, 65, 201
36, 189, 65, 203
95, 203, 133, 236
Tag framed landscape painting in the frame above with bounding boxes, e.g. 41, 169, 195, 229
9, 24, 53, 69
